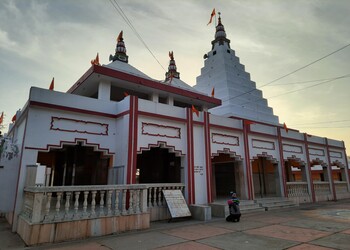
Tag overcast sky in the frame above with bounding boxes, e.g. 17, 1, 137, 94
0, 0, 349, 154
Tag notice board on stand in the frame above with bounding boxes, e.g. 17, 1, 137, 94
162, 189, 191, 218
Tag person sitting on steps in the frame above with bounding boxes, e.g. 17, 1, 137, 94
226, 191, 241, 222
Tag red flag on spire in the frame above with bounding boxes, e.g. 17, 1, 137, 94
0, 112, 3, 125
283, 122, 288, 133
49, 77, 54, 91
207, 8, 216, 25
211, 87, 215, 97
192, 105, 199, 117
12, 114, 16, 123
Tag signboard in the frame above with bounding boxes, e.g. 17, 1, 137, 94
162, 189, 191, 218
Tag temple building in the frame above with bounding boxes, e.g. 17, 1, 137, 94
0, 15, 349, 246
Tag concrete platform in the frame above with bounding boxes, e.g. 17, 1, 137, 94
1, 199, 350, 250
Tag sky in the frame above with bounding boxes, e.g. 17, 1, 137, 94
0, 0, 349, 155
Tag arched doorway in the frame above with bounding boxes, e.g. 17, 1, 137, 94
136, 147, 182, 184
211, 153, 244, 200
37, 142, 111, 186
285, 158, 307, 182
252, 156, 280, 198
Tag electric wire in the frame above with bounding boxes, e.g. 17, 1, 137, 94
237, 73, 349, 106
108, 0, 166, 72
223, 42, 350, 103
266, 74, 350, 86
261, 73, 350, 100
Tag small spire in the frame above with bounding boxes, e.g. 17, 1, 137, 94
109, 30, 129, 63
211, 12, 230, 49
165, 51, 180, 82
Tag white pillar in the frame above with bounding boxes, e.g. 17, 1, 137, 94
151, 93, 158, 102
98, 81, 111, 100
167, 96, 174, 106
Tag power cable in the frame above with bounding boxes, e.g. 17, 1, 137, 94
238, 73, 350, 106
266, 74, 350, 86
264, 73, 350, 100
108, 0, 166, 72
291, 119, 350, 126
222, 42, 350, 103
269, 74, 348, 99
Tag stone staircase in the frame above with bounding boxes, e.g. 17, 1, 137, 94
209, 197, 298, 217
255, 197, 299, 211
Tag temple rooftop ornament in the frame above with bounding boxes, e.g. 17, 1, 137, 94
165, 51, 180, 82
211, 12, 231, 50
109, 30, 129, 63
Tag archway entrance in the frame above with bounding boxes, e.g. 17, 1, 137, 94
211, 153, 243, 200
252, 156, 279, 198
136, 147, 182, 183
285, 159, 307, 182
37, 143, 110, 186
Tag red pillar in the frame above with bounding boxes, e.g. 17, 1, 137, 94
126, 96, 138, 184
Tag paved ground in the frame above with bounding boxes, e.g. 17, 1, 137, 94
1, 199, 350, 250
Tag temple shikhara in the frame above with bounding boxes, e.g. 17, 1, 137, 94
0, 14, 349, 246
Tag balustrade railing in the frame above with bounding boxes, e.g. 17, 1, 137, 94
334, 181, 349, 193
21, 183, 185, 224
313, 181, 331, 195
286, 182, 309, 197
22, 185, 148, 224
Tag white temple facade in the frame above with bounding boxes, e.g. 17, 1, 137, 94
0, 16, 349, 246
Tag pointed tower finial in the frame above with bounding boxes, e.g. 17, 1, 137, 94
165, 51, 180, 82
109, 30, 129, 63
211, 12, 230, 49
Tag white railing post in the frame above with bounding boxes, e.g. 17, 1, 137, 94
64, 192, 71, 219
83, 191, 89, 217
73, 191, 80, 218
114, 189, 120, 215
44, 192, 52, 221
91, 191, 97, 217
31, 192, 44, 223
135, 189, 141, 214
107, 190, 113, 216
99, 191, 105, 217
141, 188, 148, 213
122, 189, 127, 215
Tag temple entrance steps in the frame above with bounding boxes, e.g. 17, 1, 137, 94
210, 200, 264, 217
255, 197, 299, 211
209, 197, 298, 217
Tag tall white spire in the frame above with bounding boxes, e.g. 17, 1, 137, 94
194, 14, 279, 124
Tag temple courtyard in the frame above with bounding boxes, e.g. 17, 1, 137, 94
1, 199, 349, 250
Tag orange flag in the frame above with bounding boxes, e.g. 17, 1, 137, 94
49, 77, 54, 91
211, 87, 215, 97
91, 53, 100, 66
12, 114, 16, 123
192, 105, 199, 117
244, 120, 255, 126
207, 8, 216, 25
283, 122, 288, 133
0, 112, 3, 125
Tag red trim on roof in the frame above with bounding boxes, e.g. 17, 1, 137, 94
68, 65, 221, 106
67, 65, 95, 93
